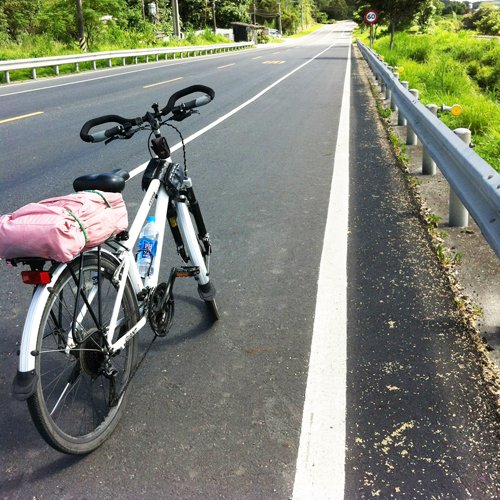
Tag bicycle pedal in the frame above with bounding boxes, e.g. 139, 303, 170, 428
174, 266, 199, 278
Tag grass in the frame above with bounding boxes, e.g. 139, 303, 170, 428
0, 30, 234, 84
287, 23, 325, 38
357, 25, 500, 171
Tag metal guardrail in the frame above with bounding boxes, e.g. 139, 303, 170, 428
0, 42, 254, 83
357, 39, 500, 260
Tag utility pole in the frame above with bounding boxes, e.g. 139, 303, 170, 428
212, 0, 217, 32
278, 0, 282, 34
172, 0, 180, 36
75, 0, 86, 51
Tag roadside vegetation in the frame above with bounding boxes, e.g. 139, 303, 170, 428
0, 0, 356, 55
0, 0, 357, 82
356, 5, 500, 172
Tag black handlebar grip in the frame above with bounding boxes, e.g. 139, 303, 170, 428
161, 85, 215, 115
80, 114, 130, 143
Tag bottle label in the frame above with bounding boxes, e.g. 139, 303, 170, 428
139, 237, 157, 259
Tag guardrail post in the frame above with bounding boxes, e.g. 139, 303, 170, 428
390, 72, 399, 112
4, 71, 10, 84
449, 128, 471, 227
54, 65, 59, 76
75, 63, 79, 72
92, 61, 97, 70
32, 68, 37, 79
108, 59, 112, 68
406, 89, 419, 145
122, 57, 126, 66
398, 82, 408, 126
422, 104, 439, 175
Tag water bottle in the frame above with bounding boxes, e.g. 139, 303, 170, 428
137, 215, 159, 278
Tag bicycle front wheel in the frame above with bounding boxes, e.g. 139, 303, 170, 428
27, 253, 138, 454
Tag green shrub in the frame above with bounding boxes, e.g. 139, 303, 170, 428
372, 25, 500, 172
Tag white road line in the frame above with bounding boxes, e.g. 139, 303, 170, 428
292, 42, 351, 500
129, 41, 339, 179
143, 77, 183, 88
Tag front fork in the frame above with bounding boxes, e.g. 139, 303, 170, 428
167, 185, 212, 278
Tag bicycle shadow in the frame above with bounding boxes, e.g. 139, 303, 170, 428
140, 293, 220, 350
0, 454, 84, 495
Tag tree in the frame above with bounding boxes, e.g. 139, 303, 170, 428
318, 0, 349, 20
356, 0, 428, 49
1, 0, 40, 39
415, 0, 441, 32
215, 0, 251, 28
463, 5, 500, 36
442, 0, 467, 16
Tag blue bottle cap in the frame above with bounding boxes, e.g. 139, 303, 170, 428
147, 215, 156, 223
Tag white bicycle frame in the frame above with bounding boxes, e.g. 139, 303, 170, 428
17, 157, 210, 374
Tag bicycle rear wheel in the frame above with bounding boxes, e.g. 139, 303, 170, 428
27, 253, 138, 454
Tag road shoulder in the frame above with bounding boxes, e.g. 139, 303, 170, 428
345, 43, 499, 498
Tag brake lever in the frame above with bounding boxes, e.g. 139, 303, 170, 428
104, 136, 119, 145
171, 109, 191, 122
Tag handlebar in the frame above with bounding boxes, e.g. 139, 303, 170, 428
80, 84, 215, 144
161, 84, 215, 116
80, 115, 135, 143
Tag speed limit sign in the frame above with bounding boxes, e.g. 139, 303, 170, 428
364, 10, 379, 25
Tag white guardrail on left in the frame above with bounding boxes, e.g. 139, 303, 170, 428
0, 42, 254, 83
357, 38, 500, 261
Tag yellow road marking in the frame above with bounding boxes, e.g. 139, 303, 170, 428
0, 111, 44, 124
218, 63, 235, 69
143, 77, 183, 89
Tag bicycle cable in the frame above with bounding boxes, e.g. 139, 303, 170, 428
164, 123, 188, 173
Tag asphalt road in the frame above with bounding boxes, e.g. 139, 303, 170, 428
0, 24, 498, 498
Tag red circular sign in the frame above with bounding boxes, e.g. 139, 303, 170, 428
364, 10, 379, 25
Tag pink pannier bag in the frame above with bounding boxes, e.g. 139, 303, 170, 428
0, 191, 128, 263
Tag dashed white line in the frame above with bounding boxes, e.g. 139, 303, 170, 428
143, 77, 183, 88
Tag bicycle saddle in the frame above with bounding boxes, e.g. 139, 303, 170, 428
73, 169, 130, 193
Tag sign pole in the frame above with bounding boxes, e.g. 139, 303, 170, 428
364, 9, 379, 48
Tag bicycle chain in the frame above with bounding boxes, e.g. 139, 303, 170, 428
109, 331, 158, 407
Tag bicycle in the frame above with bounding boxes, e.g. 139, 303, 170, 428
9, 84, 219, 454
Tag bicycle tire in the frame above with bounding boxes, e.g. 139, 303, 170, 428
27, 253, 138, 454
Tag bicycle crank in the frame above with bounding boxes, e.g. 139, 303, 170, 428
148, 282, 174, 337
147, 267, 200, 337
